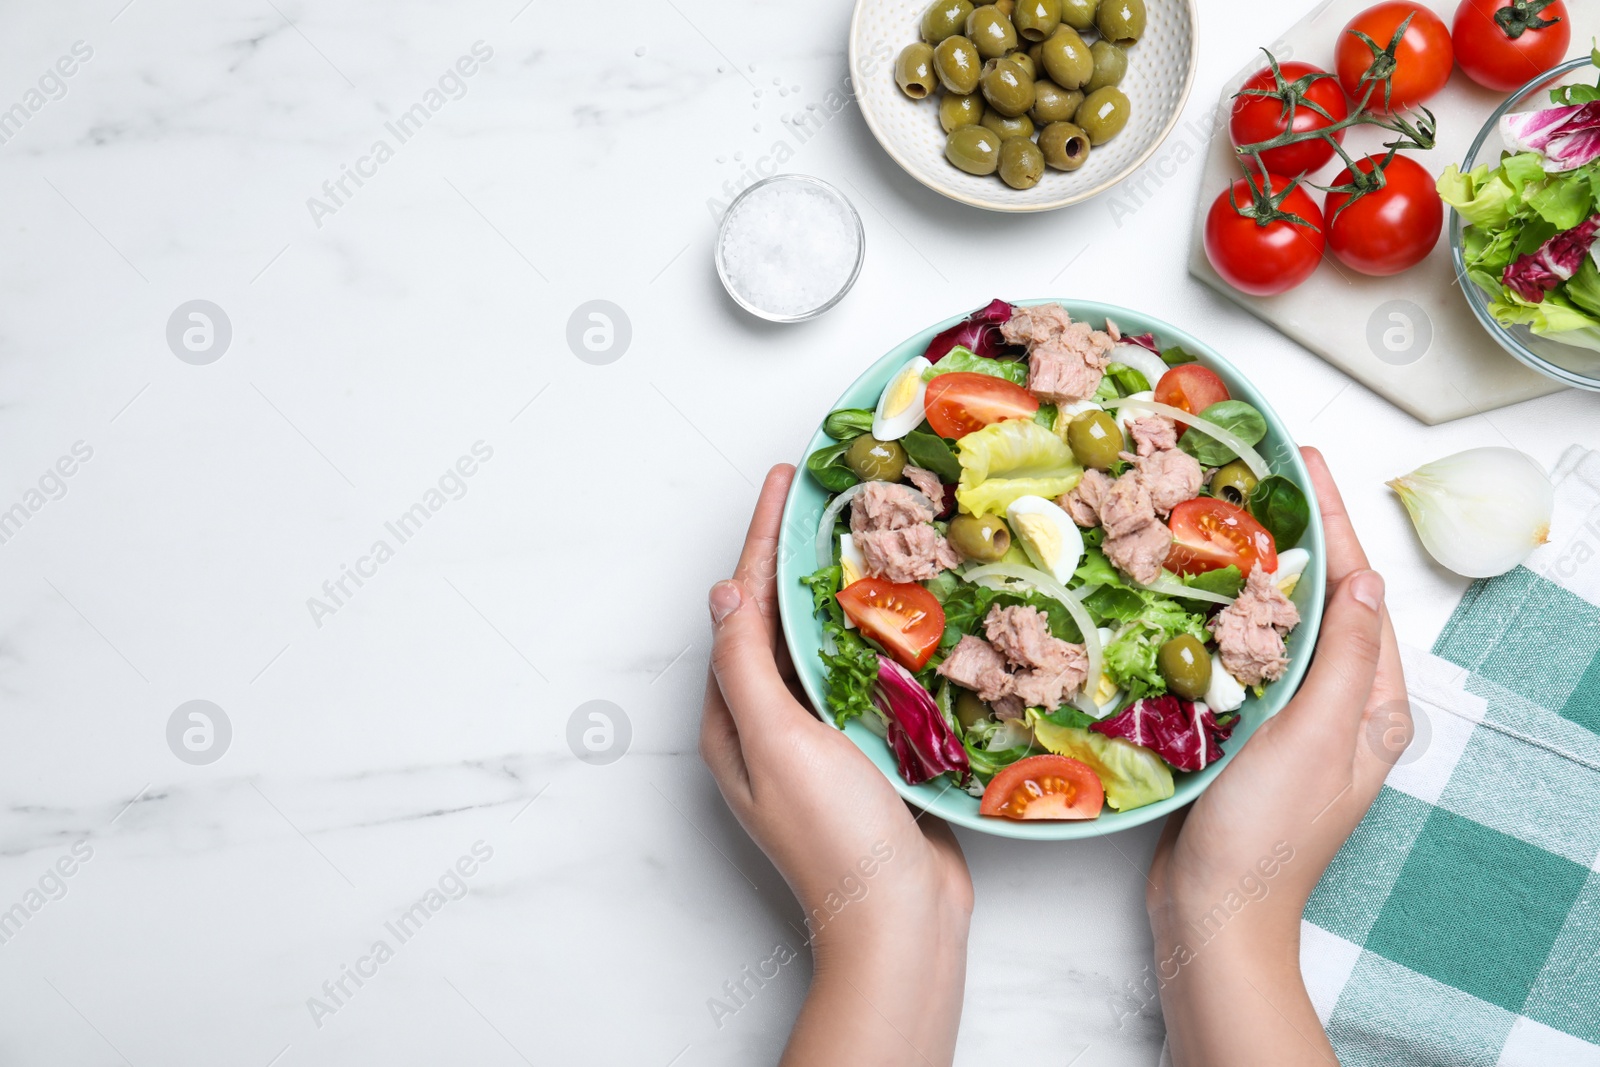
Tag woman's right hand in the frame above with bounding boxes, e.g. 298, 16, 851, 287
1147, 446, 1410, 1066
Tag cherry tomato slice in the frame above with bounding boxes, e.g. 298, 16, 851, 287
1166, 497, 1279, 577
923, 372, 1039, 439
836, 577, 946, 672
1154, 365, 1231, 420
980, 755, 1105, 820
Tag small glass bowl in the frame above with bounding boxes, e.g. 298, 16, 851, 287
714, 175, 865, 323
1450, 56, 1600, 391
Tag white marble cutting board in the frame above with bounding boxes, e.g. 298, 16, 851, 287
1187, 0, 1600, 425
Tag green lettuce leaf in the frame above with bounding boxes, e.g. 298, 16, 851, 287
1437, 163, 1520, 230
801, 565, 880, 726
1026, 716, 1175, 811
955, 419, 1083, 517
1566, 255, 1600, 319
1102, 600, 1208, 704
923, 346, 1028, 386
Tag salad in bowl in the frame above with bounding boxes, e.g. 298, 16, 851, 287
777, 299, 1324, 838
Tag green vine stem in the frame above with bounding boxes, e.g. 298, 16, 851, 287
1225, 15, 1442, 229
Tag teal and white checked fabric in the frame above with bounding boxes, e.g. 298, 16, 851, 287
1301, 445, 1600, 1066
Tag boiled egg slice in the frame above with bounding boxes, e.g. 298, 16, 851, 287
1203, 652, 1247, 713
1113, 390, 1154, 439
1005, 495, 1084, 585
1272, 548, 1311, 597
871, 356, 931, 441
1090, 626, 1120, 715
838, 534, 865, 628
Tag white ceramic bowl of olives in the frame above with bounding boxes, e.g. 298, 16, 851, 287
850, 0, 1196, 211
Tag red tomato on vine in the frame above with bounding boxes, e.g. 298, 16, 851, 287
1229, 60, 1351, 177
1453, 0, 1570, 92
1335, 2, 1454, 113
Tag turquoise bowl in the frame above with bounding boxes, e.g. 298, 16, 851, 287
775, 300, 1327, 840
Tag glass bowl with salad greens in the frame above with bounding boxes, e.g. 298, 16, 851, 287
775, 299, 1325, 840
1444, 52, 1600, 390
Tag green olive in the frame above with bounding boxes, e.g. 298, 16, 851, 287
979, 56, 1034, 117
981, 108, 1035, 139
1212, 460, 1260, 507
1038, 120, 1091, 170
954, 689, 993, 731
997, 136, 1045, 189
1085, 40, 1127, 91
939, 91, 985, 132
894, 42, 939, 99
947, 512, 1012, 560
1060, 0, 1097, 30
1067, 410, 1123, 470
1005, 48, 1037, 79
994, 0, 1014, 16
1095, 0, 1144, 43
1030, 79, 1083, 123
945, 124, 1002, 174
844, 435, 907, 482
934, 35, 983, 94
1026, 40, 1044, 67
1075, 85, 1130, 144
965, 5, 1018, 58
1040, 25, 1094, 90
1011, 0, 1060, 42
922, 0, 975, 43
1158, 634, 1212, 701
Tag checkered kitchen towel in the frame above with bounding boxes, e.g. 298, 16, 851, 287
1300, 445, 1600, 1066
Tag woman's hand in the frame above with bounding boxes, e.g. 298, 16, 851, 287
701, 464, 972, 1067
1147, 447, 1409, 1066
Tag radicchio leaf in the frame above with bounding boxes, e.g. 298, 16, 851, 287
874, 655, 970, 786
1090, 695, 1234, 773
923, 298, 1020, 362
1122, 332, 1161, 353
1503, 213, 1600, 303
1499, 102, 1600, 172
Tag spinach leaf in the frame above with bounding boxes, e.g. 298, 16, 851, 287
805, 440, 859, 491
1178, 399, 1267, 466
1081, 584, 1147, 625
1104, 363, 1151, 397
1038, 705, 1100, 729
902, 429, 962, 482
1248, 475, 1311, 549
1184, 565, 1244, 599
1160, 345, 1199, 366
935, 580, 997, 649
823, 408, 874, 440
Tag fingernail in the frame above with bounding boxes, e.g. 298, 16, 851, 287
709, 580, 742, 624
1350, 570, 1385, 611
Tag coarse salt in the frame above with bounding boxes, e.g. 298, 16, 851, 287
717, 177, 861, 321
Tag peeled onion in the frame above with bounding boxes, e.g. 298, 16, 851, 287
1387, 448, 1553, 578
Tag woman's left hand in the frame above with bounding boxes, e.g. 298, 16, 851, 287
701, 463, 971, 1067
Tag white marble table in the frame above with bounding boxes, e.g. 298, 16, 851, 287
1, 1, 1594, 1065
